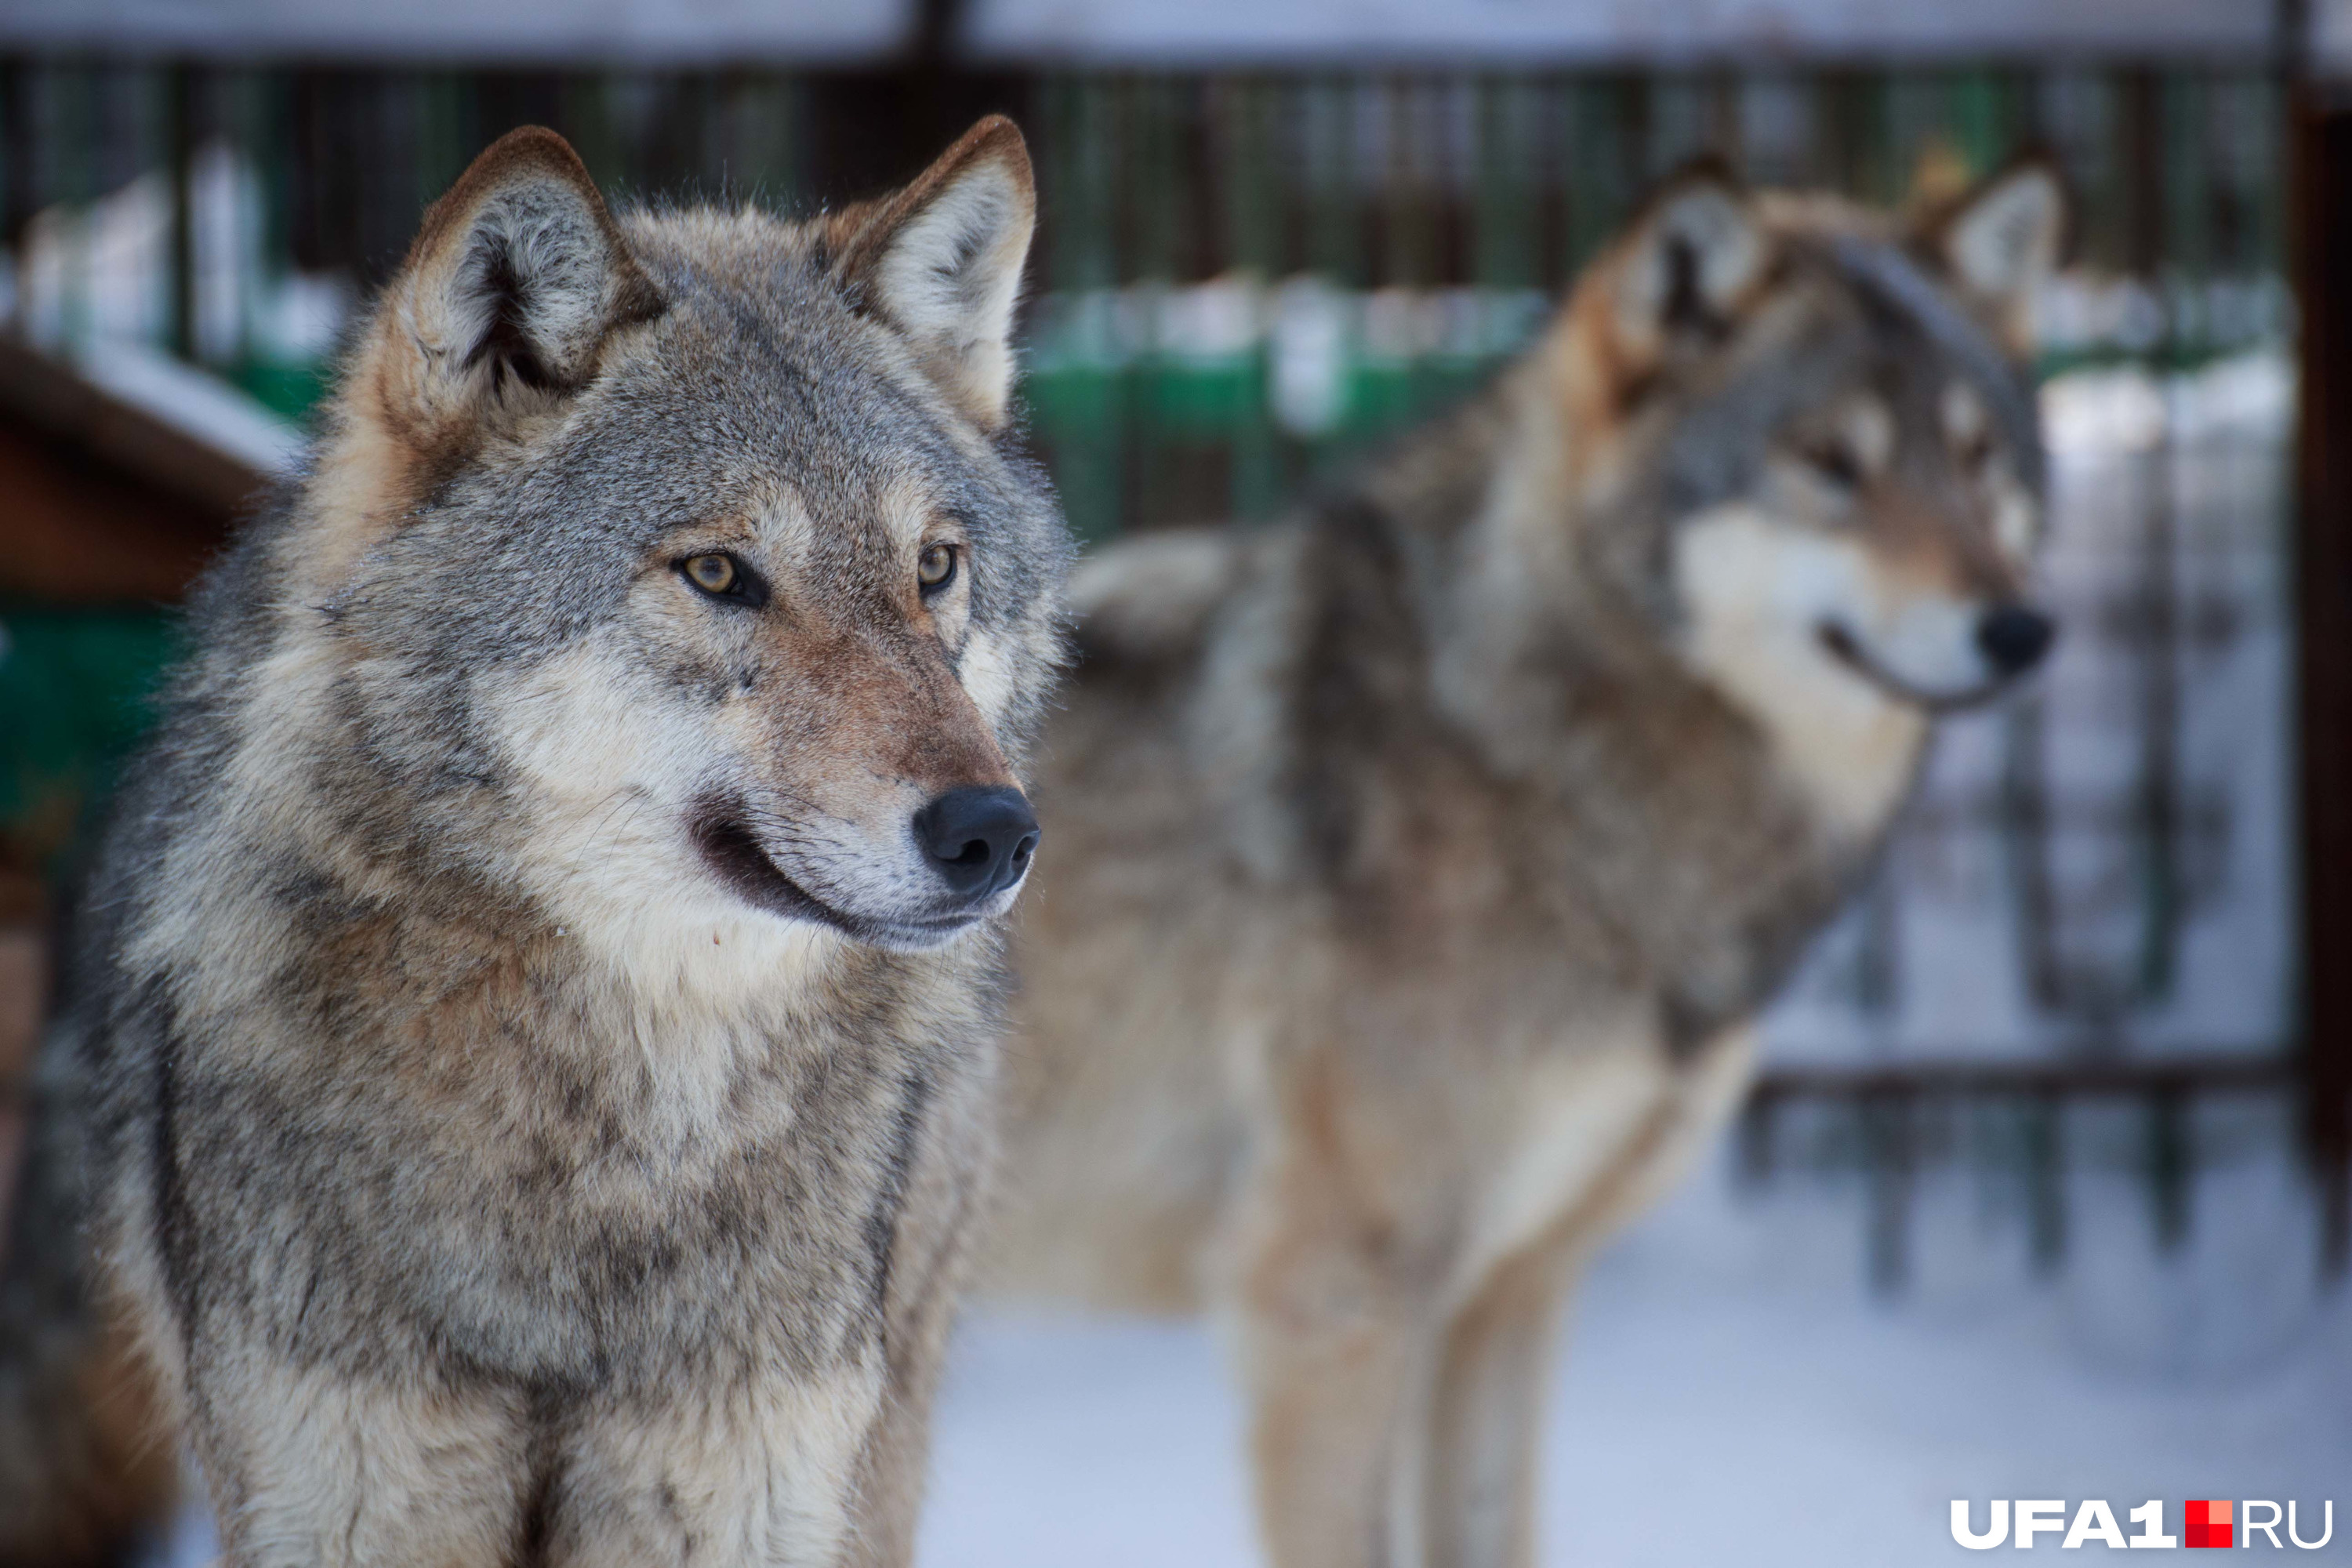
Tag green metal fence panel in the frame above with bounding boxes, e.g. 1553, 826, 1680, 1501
0, 606, 179, 884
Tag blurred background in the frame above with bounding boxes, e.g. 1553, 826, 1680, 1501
0, 0, 2346, 1562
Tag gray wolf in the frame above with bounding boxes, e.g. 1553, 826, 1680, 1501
0, 114, 1065, 1566
987, 162, 2065, 1568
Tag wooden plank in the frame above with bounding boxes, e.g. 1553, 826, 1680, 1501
0, 420, 227, 602
0, 335, 272, 519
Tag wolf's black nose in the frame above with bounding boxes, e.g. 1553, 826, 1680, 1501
1976, 605, 2055, 677
915, 786, 1040, 902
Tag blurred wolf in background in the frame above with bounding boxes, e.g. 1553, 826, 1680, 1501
989, 162, 2064, 1567
0, 116, 1065, 1566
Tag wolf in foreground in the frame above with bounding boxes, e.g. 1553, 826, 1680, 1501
988, 162, 2065, 1567
0, 117, 1065, 1566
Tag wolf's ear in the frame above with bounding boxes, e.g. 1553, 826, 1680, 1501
1922, 159, 2067, 358
1608, 165, 1768, 364
372, 127, 662, 449
829, 116, 1036, 431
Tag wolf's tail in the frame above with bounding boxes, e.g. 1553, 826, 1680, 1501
0, 1054, 177, 1567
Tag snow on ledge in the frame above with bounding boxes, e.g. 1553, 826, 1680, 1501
71, 338, 305, 480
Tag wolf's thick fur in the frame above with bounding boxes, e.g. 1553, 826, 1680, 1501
0, 118, 1066, 1566
989, 165, 2065, 1566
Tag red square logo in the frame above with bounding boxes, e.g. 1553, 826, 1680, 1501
2186, 1500, 2234, 1549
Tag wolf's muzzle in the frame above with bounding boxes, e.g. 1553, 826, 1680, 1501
915, 786, 1040, 903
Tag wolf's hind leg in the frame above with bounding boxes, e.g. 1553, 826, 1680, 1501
192, 1352, 532, 1567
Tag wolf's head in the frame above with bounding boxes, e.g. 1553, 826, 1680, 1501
276, 119, 1064, 961
1544, 160, 2064, 739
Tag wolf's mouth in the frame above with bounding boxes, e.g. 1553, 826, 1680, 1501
1814, 620, 2002, 713
1816, 621, 1892, 688
691, 804, 975, 949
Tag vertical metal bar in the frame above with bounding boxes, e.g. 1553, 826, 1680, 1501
2291, 78, 2352, 1279
1040, 74, 1126, 546
168, 63, 196, 361
1178, 75, 1218, 284
2054, 69, 2122, 283
2024, 1092, 2068, 1275
1222, 75, 1282, 523
1864, 1089, 1915, 1295
1815, 68, 1867, 199
0, 59, 22, 259
2250, 75, 2288, 279
211, 67, 251, 372
249, 69, 295, 400
1855, 872, 1902, 1025
726, 73, 800, 209
2147, 1084, 2192, 1252
55, 62, 93, 349
2165, 73, 2212, 336
1304, 75, 1358, 285
1381, 75, 1432, 290
1222, 76, 1277, 277
560, 71, 616, 200
2122, 68, 2165, 278
2002, 692, 2067, 1014
1472, 75, 1534, 292
1736, 1089, 1777, 1188
1563, 77, 1623, 278
2134, 350, 2184, 1005
1535, 74, 1571, 293
359, 70, 412, 290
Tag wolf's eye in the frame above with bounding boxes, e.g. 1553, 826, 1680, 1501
680, 553, 764, 605
1801, 441, 1863, 492
685, 554, 739, 594
917, 543, 958, 594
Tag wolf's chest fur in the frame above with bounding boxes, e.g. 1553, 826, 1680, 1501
118, 840, 978, 1385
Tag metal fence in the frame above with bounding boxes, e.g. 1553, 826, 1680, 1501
0, 56, 2320, 1284
0, 63, 2291, 518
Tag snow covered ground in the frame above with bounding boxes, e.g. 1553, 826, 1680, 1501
919, 1152, 2351, 1566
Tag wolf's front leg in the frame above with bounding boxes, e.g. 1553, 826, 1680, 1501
1228, 1130, 1432, 1568
838, 1160, 982, 1568
539, 1363, 891, 1568
1417, 1244, 1577, 1568
191, 1335, 894, 1566
188, 1347, 536, 1567
1411, 1024, 1761, 1568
